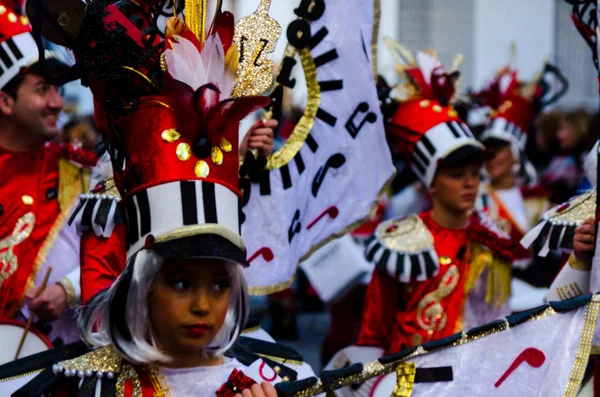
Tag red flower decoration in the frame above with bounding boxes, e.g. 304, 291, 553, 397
216, 369, 257, 397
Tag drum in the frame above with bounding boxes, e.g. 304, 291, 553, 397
0, 319, 53, 395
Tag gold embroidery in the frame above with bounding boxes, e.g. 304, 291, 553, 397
0, 213, 35, 283
392, 362, 416, 397
563, 299, 600, 397
117, 364, 142, 397
376, 215, 434, 253
58, 158, 90, 211
416, 265, 459, 335
149, 365, 171, 397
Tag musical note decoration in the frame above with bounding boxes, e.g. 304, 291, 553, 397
232, 0, 281, 98
494, 347, 546, 388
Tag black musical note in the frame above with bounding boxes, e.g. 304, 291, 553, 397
346, 102, 377, 139
312, 153, 346, 197
288, 210, 302, 243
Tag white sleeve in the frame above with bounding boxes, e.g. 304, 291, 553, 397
58, 267, 81, 307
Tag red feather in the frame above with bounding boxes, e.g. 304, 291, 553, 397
209, 10, 235, 53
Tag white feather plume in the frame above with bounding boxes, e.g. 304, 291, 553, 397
415, 51, 441, 86
165, 34, 236, 99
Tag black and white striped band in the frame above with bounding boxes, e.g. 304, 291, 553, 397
482, 117, 527, 149
0, 32, 38, 89
411, 121, 480, 187
124, 180, 241, 258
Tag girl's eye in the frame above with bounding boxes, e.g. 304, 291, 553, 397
213, 279, 232, 292
168, 276, 191, 290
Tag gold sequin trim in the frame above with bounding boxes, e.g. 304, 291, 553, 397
176, 143, 191, 161
0, 213, 35, 284
563, 299, 600, 397
392, 362, 416, 397
21, 195, 34, 205
544, 190, 595, 226
265, 47, 319, 170
211, 147, 224, 165
376, 215, 434, 253
58, 345, 122, 373
416, 265, 459, 337
194, 160, 210, 178
116, 364, 142, 397
219, 138, 232, 152
149, 365, 171, 397
161, 129, 181, 143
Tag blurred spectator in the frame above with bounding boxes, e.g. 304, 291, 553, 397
60, 116, 100, 152
538, 109, 592, 203
531, 110, 562, 169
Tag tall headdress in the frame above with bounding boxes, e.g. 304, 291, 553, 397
62, 0, 279, 266
0, 0, 37, 89
383, 38, 487, 187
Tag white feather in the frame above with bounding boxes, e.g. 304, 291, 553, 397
166, 35, 207, 90
415, 51, 441, 86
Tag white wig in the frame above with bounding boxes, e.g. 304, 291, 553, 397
79, 249, 249, 364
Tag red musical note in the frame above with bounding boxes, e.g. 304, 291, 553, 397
494, 347, 546, 388
259, 360, 278, 382
307, 206, 339, 230
248, 247, 274, 263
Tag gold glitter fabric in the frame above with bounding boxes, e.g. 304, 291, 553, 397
232, 0, 281, 98
416, 265, 459, 335
55, 345, 122, 375
544, 190, 595, 226
392, 363, 416, 397
116, 364, 142, 397
375, 215, 434, 253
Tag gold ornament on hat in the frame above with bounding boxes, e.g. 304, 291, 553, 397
211, 147, 223, 165
176, 143, 191, 161
194, 160, 210, 178
161, 129, 181, 143
231, 0, 281, 98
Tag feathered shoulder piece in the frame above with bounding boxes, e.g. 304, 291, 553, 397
521, 190, 595, 257
383, 36, 462, 106
364, 215, 440, 283
467, 211, 515, 263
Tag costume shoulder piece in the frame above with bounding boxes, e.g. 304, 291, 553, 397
468, 210, 515, 263
364, 215, 439, 283
48, 143, 96, 211
521, 190, 595, 257
69, 152, 122, 238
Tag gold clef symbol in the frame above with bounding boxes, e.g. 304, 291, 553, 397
416, 265, 459, 336
0, 213, 36, 284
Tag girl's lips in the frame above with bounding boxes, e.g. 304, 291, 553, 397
183, 324, 210, 337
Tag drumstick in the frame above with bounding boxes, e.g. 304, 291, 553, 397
14, 267, 52, 360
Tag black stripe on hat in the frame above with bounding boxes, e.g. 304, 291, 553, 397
419, 135, 436, 155
202, 182, 218, 224
395, 253, 405, 279
446, 122, 461, 138
413, 145, 430, 167
136, 190, 151, 235
180, 181, 198, 226
455, 121, 471, 137
125, 199, 139, 245
411, 155, 427, 176
0, 45, 14, 69
6, 39, 23, 61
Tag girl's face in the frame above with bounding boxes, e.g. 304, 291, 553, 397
484, 142, 516, 183
430, 162, 481, 215
150, 258, 232, 360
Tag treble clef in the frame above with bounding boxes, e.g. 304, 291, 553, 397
0, 213, 36, 285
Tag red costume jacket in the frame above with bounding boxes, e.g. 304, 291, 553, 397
0, 143, 95, 318
357, 211, 513, 354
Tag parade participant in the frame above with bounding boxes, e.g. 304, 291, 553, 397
0, 0, 321, 394
0, 0, 94, 348
356, 43, 514, 355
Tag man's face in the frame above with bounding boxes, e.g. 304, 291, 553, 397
4, 73, 63, 142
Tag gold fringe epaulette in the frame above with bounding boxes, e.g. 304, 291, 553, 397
364, 215, 439, 283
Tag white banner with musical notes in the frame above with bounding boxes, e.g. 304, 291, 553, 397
241, 0, 394, 293
380, 305, 591, 396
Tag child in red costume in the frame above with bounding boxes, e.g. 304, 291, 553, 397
356, 42, 514, 355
